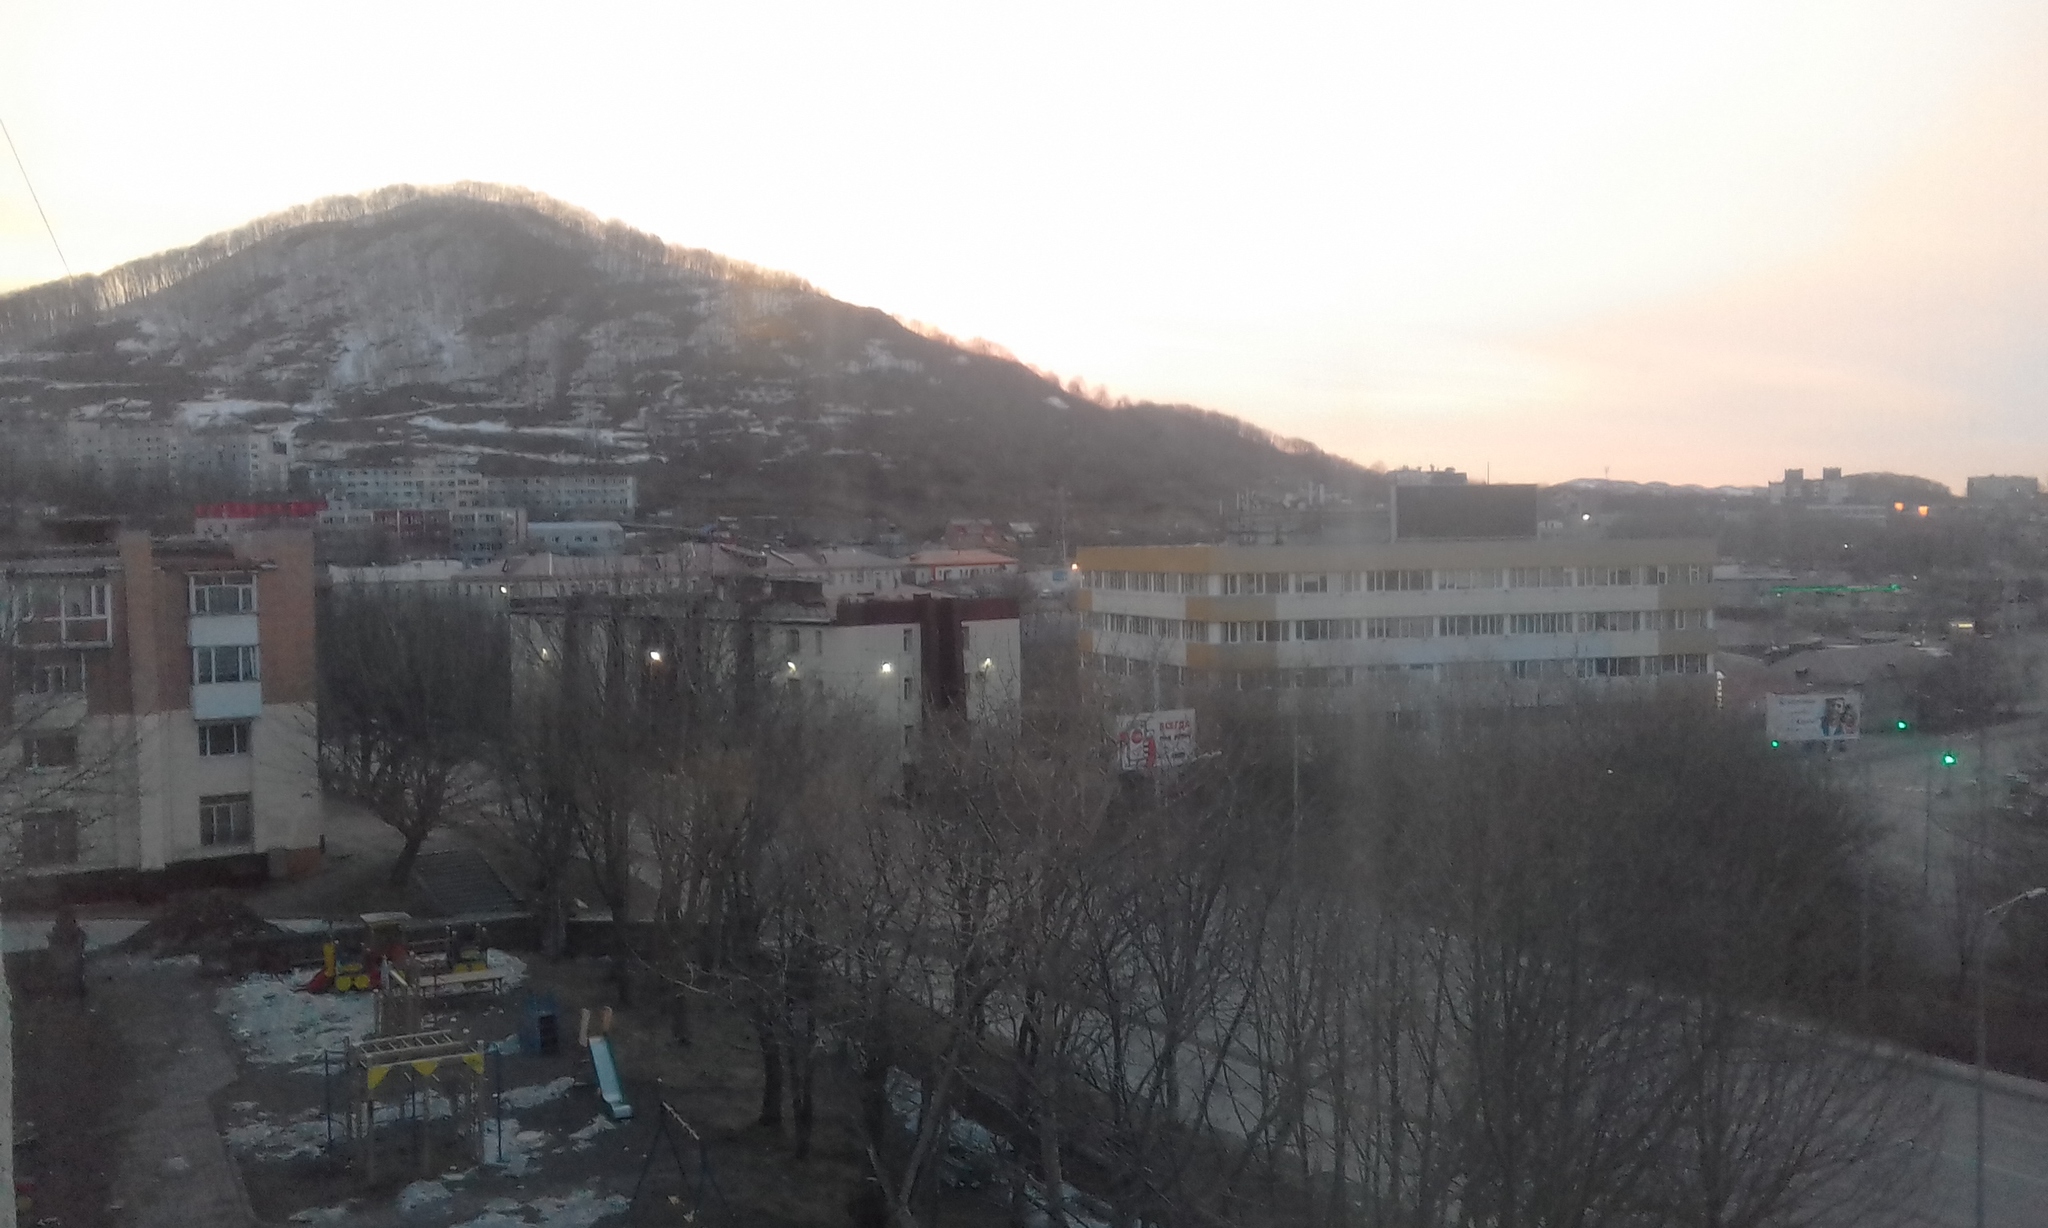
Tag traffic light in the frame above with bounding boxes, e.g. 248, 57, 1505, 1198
1896, 719, 1910, 732
1770, 740, 1782, 749
1941, 751, 1959, 767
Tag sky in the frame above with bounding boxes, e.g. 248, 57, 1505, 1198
2, 1, 2044, 489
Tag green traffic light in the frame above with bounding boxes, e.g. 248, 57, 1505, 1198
1941, 751, 1958, 766
1896, 720, 1909, 731
1770, 740, 1781, 748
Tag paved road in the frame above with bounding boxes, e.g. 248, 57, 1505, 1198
103, 955, 257, 1228
1912, 1070, 2048, 1227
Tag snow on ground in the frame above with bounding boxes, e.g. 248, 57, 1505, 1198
480, 1116, 550, 1177
288, 1205, 357, 1224
500, 1076, 577, 1110
488, 949, 528, 988
450, 1190, 628, 1228
218, 972, 375, 1065
398, 1180, 454, 1216
567, 1116, 617, 1150
178, 398, 291, 428
224, 1108, 331, 1160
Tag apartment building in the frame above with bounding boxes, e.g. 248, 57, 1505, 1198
529, 521, 625, 557
305, 462, 637, 519
486, 473, 637, 519
65, 421, 293, 494
2, 530, 321, 890
510, 583, 1021, 747
765, 547, 906, 599
1076, 538, 1717, 698
304, 460, 488, 509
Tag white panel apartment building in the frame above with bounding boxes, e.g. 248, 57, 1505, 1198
1076, 538, 1717, 697
64, 421, 294, 494
305, 462, 637, 519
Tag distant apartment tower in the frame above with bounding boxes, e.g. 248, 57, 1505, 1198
65, 421, 293, 494
2, 530, 322, 890
1767, 467, 1853, 505
1966, 475, 2039, 502
528, 521, 625, 557
1077, 537, 1716, 697
486, 473, 637, 519
195, 500, 528, 564
306, 461, 636, 518
304, 460, 487, 509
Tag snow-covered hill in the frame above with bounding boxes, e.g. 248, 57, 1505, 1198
0, 184, 1367, 536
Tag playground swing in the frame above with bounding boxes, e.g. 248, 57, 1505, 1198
626, 1079, 730, 1224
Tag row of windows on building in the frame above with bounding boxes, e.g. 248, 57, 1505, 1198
1082, 564, 1707, 595
1087, 608, 1710, 642
16, 791, 253, 868
1087, 653, 1713, 688
18, 719, 254, 776
9, 574, 255, 650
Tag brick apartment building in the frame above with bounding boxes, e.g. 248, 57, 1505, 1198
2, 529, 322, 892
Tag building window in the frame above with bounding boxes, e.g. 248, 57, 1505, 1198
199, 793, 254, 846
902, 628, 914, 652
190, 572, 257, 615
902, 674, 917, 701
1363, 570, 1432, 593
16, 653, 84, 695
1295, 618, 1362, 641
10, 580, 112, 646
1296, 573, 1328, 594
1364, 616, 1434, 639
1509, 612, 1573, 635
194, 644, 260, 684
1436, 569, 1504, 591
22, 732, 78, 770
1222, 620, 1289, 643
785, 629, 802, 655
21, 809, 79, 867
1437, 614, 1505, 637
198, 720, 252, 757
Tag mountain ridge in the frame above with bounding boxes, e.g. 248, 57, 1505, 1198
0, 183, 1369, 539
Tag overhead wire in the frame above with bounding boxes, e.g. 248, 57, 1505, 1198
1, 112, 72, 278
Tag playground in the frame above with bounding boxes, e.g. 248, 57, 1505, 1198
12, 921, 1019, 1228
12, 882, 1045, 1228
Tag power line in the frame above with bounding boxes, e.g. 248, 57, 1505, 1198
0, 113, 72, 279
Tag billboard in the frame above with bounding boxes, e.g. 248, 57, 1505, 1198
1116, 709, 1196, 772
1765, 692, 1861, 743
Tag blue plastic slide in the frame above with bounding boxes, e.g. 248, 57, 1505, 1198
588, 1035, 634, 1120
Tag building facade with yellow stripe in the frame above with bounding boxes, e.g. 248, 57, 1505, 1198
1075, 539, 1718, 695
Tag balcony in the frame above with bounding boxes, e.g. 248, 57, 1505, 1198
192, 681, 263, 720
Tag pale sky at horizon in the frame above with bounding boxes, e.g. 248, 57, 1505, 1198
3, 1, 2044, 490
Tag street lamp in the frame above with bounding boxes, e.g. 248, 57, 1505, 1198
1927, 749, 1960, 896
1974, 885, 2048, 1228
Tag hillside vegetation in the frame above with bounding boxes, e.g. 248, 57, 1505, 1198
0, 184, 1369, 539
